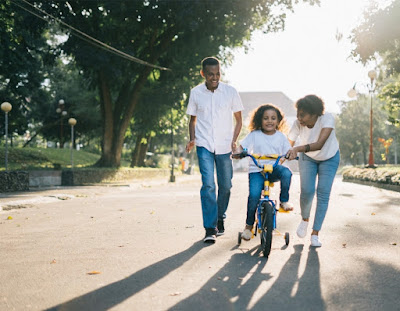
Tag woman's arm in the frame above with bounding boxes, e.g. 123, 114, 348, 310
286, 128, 333, 159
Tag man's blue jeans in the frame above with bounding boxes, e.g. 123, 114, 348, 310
246, 165, 292, 226
196, 147, 233, 230
298, 151, 340, 231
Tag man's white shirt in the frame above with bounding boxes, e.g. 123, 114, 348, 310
186, 82, 244, 154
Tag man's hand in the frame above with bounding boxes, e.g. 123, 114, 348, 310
231, 141, 238, 153
186, 140, 195, 153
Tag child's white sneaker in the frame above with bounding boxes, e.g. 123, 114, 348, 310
280, 201, 294, 211
296, 220, 309, 238
311, 235, 322, 247
241, 226, 253, 241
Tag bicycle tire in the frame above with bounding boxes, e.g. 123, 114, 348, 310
260, 201, 274, 258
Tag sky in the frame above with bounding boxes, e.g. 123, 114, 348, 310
222, 0, 391, 113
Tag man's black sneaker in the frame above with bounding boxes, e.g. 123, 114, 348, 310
217, 220, 225, 236
203, 234, 216, 243
204, 228, 217, 243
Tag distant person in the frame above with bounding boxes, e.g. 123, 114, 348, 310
286, 94, 340, 247
186, 56, 243, 243
235, 104, 294, 241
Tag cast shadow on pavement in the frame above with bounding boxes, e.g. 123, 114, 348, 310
169, 244, 325, 311
45, 241, 204, 311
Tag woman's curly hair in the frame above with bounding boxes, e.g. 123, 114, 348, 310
295, 94, 325, 116
248, 103, 288, 133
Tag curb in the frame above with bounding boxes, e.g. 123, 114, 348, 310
342, 178, 400, 193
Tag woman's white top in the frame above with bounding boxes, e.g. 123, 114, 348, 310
288, 113, 339, 161
240, 130, 291, 173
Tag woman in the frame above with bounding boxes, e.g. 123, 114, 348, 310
286, 95, 340, 247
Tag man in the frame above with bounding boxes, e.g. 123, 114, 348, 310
186, 57, 243, 243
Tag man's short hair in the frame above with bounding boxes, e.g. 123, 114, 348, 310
201, 57, 220, 70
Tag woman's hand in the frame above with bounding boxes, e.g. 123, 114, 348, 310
286, 148, 298, 160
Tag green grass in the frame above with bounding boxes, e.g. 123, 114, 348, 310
0, 147, 101, 170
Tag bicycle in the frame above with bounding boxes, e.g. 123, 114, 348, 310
233, 149, 294, 258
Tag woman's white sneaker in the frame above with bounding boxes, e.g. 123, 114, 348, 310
311, 235, 322, 247
296, 220, 309, 238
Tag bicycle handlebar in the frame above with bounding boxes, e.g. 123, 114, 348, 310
232, 148, 297, 170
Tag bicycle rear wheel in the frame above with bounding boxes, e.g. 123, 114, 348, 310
260, 201, 274, 258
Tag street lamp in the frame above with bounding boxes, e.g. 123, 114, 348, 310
169, 112, 176, 182
68, 118, 77, 169
1, 102, 12, 171
56, 99, 67, 148
348, 69, 377, 168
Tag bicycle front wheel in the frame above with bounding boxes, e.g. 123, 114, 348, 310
260, 201, 274, 258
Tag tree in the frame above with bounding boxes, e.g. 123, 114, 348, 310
379, 77, 400, 127
31, 0, 319, 167
336, 96, 388, 166
0, 0, 55, 142
351, 0, 400, 74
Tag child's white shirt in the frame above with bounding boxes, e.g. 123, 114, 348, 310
240, 130, 291, 173
288, 113, 339, 161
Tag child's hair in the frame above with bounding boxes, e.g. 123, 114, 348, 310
295, 94, 325, 116
248, 103, 288, 133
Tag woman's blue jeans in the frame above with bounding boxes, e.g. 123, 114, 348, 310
196, 147, 233, 230
246, 165, 292, 226
298, 151, 340, 231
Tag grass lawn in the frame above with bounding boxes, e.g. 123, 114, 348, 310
0, 147, 103, 171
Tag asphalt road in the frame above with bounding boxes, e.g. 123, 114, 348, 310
0, 172, 399, 311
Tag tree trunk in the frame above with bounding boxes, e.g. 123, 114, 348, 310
95, 70, 116, 167
95, 27, 177, 167
130, 133, 143, 167
137, 135, 150, 167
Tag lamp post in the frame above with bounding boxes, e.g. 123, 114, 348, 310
68, 118, 77, 169
169, 112, 175, 182
348, 70, 377, 168
1, 102, 12, 171
56, 99, 67, 148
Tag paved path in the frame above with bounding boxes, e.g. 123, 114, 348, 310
0, 173, 399, 310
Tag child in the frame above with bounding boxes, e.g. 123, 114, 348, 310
238, 104, 293, 241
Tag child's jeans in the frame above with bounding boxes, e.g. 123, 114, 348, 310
246, 165, 292, 226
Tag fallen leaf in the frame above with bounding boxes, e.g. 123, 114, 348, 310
150, 211, 155, 214
7, 216, 13, 220
217, 277, 222, 280
50, 259, 56, 264
390, 242, 397, 246
342, 243, 347, 248
169, 292, 181, 296
87, 271, 101, 275
57, 196, 71, 201
371, 213, 376, 215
